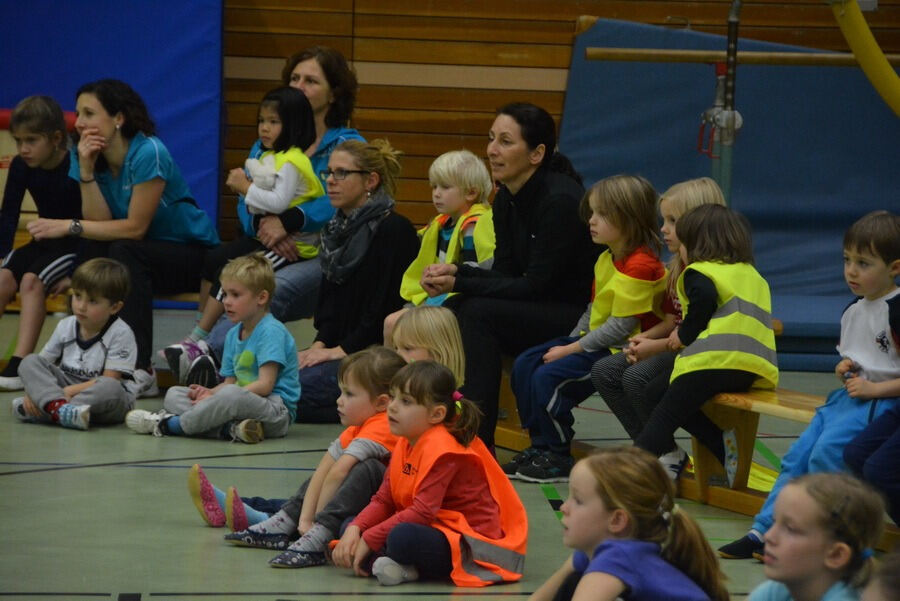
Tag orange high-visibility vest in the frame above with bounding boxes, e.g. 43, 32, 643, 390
338, 412, 399, 452
389, 425, 528, 587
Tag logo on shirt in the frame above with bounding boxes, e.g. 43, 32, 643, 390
875, 330, 890, 353
402, 462, 418, 476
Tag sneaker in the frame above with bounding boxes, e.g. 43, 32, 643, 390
11, 397, 46, 423
269, 549, 327, 568
125, 409, 173, 436
225, 486, 249, 532
516, 450, 575, 483
372, 556, 419, 585
228, 419, 264, 444
224, 529, 293, 549
125, 368, 159, 398
659, 448, 689, 481
501, 447, 542, 479
185, 354, 220, 388
187, 464, 225, 527
0, 375, 23, 391
723, 428, 739, 487
718, 533, 764, 559
56, 403, 91, 431
164, 339, 211, 385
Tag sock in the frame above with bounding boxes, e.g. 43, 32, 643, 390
1, 356, 22, 377
288, 522, 334, 553
187, 325, 209, 343
243, 504, 270, 527
748, 530, 763, 543
45, 399, 68, 422
248, 509, 296, 534
164, 416, 184, 435
194, 310, 203, 323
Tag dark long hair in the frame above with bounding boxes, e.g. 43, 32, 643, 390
496, 102, 582, 185
260, 87, 316, 153
282, 46, 358, 128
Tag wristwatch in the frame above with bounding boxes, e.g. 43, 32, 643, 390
69, 219, 83, 236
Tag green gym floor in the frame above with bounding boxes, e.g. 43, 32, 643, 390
0, 310, 835, 601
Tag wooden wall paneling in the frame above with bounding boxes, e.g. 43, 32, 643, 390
354, 14, 577, 44
225, 8, 352, 35
225, 33, 351, 58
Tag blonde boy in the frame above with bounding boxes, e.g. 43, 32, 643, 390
126, 254, 299, 442
12, 258, 136, 430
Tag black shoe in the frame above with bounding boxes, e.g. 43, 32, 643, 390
501, 447, 542, 479
224, 529, 293, 549
186, 354, 220, 388
269, 550, 327, 568
516, 450, 574, 483
718, 534, 764, 559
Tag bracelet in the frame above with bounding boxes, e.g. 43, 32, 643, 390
79, 176, 95, 183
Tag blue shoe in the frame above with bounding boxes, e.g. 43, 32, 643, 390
224, 529, 293, 549
57, 403, 90, 430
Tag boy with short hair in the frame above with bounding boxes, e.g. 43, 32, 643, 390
126, 254, 298, 443
11, 257, 137, 430
720, 209, 900, 559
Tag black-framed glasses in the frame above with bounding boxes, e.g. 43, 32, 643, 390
319, 168, 369, 181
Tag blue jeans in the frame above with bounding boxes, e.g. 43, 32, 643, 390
510, 336, 609, 454
844, 402, 900, 523
207, 256, 322, 358
751, 387, 894, 533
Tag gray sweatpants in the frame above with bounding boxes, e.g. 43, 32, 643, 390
163, 384, 291, 438
19, 354, 135, 424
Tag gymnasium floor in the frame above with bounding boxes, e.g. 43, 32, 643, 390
0, 310, 836, 600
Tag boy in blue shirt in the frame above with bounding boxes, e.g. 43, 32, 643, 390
126, 254, 298, 442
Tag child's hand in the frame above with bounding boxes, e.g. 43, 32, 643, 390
628, 337, 658, 362
844, 375, 875, 399
835, 358, 858, 381
543, 343, 578, 363
297, 518, 315, 536
332, 525, 361, 569
226, 168, 251, 195
666, 328, 683, 351
188, 384, 212, 403
22, 396, 43, 418
352, 537, 372, 577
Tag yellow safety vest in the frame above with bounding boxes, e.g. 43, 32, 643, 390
399, 204, 495, 305
670, 261, 778, 388
586, 250, 666, 352
263, 148, 325, 259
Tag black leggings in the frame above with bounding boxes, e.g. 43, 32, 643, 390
634, 368, 757, 463
384, 523, 452, 581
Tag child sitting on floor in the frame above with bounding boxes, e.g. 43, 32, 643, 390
11, 258, 136, 430
125, 254, 298, 442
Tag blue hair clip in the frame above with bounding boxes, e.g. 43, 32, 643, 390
860, 548, 874, 560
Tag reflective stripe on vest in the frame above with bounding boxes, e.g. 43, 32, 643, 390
266, 148, 325, 259
399, 204, 495, 305
671, 261, 778, 388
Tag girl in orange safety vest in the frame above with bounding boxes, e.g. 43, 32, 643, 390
332, 360, 528, 587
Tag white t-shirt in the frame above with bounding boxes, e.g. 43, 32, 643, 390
837, 287, 900, 383
39, 315, 137, 382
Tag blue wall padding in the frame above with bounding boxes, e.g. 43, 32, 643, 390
0, 1, 222, 222
560, 19, 898, 351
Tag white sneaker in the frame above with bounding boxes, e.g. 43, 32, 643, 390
372, 556, 419, 586
125, 409, 173, 436
0, 375, 23, 391
57, 403, 91, 431
659, 448, 689, 481
125, 368, 159, 398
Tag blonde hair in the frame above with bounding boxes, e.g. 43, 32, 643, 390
219, 254, 275, 301
791, 473, 885, 588
334, 138, 402, 198
660, 177, 726, 296
579, 174, 661, 256
582, 447, 729, 601
391, 306, 465, 386
390, 361, 481, 446
428, 150, 493, 207
338, 346, 407, 400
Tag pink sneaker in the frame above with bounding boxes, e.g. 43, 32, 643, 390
225, 486, 249, 532
187, 464, 225, 527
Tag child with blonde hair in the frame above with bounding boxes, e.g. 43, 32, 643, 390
504, 174, 666, 482
531, 446, 729, 601
592, 177, 725, 479
333, 361, 527, 587
390, 305, 465, 385
749, 473, 884, 601
384, 149, 494, 342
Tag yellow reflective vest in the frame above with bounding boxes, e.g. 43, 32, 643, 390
670, 261, 778, 388
399, 204, 495, 306
263, 148, 324, 259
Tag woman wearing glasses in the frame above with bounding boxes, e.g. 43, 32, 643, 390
167, 47, 366, 384
297, 139, 418, 422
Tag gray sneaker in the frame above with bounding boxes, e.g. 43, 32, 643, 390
125, 369, 159, 398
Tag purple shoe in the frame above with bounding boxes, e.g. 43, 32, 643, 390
164, 339, 210, 384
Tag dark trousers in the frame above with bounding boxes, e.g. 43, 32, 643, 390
82, 239, 209, 369
384, 523, 453, 581
297, 358, 341, 423
200, 235, 296, 299
455, 296, 584, 447
844, 403, 900, 524
634, 368, 756, 462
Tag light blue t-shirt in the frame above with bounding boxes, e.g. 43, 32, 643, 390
237, 126, 365, 237
572, 539, 710, 601
749, 580, 859, 601
221, 313, 300, 420
69, 132, 219, 246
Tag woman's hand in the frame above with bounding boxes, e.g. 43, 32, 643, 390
77, 127, 106, 175
27, 218, 70, 241
332, 525, 361, 569
226, 168, 251, 196
297, 346, 345, 368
